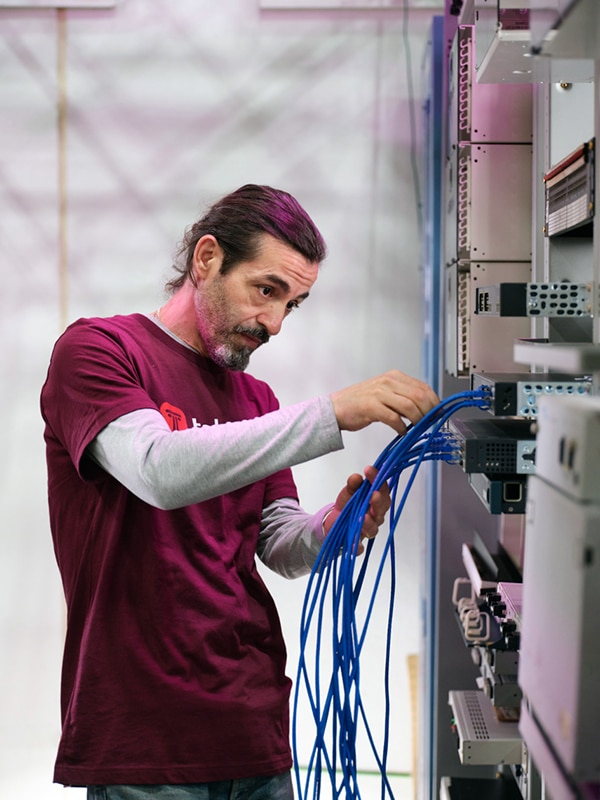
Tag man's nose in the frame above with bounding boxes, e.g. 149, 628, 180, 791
256, 305, 286, 337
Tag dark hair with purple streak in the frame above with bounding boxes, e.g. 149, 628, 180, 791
166, 184, 327, 293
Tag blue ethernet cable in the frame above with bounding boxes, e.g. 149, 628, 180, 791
292, 389, 490, 800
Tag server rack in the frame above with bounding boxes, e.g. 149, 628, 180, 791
421, 2, 600, 798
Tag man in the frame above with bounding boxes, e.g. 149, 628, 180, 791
41, 184, 438, 800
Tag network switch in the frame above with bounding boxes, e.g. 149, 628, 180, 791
471, 371, 591, 418
448, 417, 536, 475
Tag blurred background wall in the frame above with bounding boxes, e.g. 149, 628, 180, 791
0, 1, 441, 797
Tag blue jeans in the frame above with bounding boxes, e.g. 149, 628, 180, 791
86, 772, 294, 800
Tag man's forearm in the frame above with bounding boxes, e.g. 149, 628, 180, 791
88, 396, 343, 508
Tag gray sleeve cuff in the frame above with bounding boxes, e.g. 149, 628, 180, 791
257, 498, 336, 579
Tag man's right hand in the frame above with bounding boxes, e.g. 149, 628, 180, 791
330, 370, 439, 436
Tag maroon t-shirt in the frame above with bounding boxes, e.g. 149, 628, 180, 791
40, 314, 299, 786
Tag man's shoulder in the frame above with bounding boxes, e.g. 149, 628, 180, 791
58, 313, 153, 349
65, 312, 145, 336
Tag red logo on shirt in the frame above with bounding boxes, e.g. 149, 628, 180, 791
160, 402, 188, 431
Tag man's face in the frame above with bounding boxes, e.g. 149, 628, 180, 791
194, 233, 319, 371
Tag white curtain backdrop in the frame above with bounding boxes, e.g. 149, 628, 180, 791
0, 2, 439, 797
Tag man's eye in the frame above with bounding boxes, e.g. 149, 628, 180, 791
259, 286, 272, 298
286, 300, 300, 312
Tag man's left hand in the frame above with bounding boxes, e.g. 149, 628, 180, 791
323, 465, 391, 553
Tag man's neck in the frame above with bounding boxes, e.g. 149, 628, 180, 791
153, 283, 205, 355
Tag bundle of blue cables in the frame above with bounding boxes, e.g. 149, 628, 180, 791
292, 389, 491, 800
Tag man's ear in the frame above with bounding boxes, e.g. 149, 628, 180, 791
192, 235, 223, 281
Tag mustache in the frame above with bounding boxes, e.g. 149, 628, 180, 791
233, 325, 270, 345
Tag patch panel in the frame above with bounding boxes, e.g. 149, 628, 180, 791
471, 372, 591, 418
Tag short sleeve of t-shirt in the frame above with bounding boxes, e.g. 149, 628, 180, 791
41, 316, 161, 476
40, 314, 298, 509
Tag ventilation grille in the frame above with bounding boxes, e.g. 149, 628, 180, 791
457, 266, 470, 375
465, 691, 490, 741
480, 442, 517, 473
458, 28, 472, 140
457, 149, 470, 257
545, 139, 594, 237
527, 282, 592, 317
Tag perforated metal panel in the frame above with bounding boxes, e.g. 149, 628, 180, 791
527, 282, 593, 317
464, 691, 490, 741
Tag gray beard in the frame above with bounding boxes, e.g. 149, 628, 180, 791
211, 342, 252, 372
209, 324, 268, 371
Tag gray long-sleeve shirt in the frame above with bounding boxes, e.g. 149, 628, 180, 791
88, 396, 343, 578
